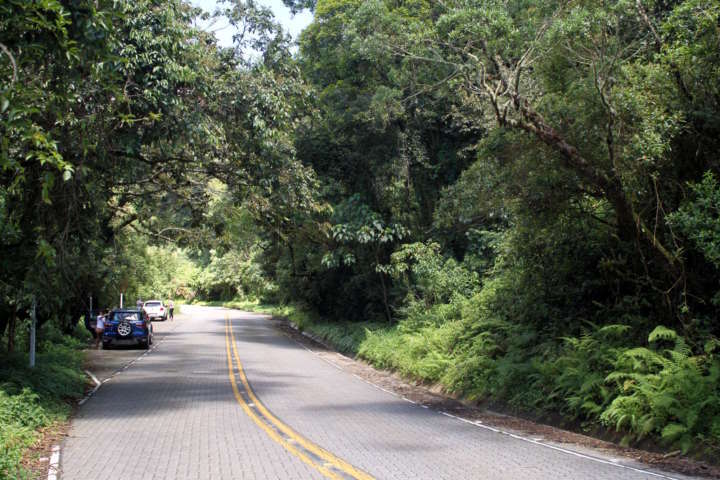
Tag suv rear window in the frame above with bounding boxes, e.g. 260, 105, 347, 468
111, 311, 140, 321
144, 302, 161, 307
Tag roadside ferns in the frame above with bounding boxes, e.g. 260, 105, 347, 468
601, 327, 720, 452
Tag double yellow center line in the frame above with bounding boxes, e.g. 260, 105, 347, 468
224, 315, 374, 480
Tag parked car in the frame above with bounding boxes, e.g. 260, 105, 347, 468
143, 300, 168, 321
102, 309, 153, 349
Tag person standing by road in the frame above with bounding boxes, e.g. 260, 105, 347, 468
167, 299, 174, 320
94, 309, 107, 349
136, 298, 143, 309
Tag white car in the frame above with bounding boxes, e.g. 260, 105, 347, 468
143, 300, 168, 321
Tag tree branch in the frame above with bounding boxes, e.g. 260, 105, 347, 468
0, 42, 17, 86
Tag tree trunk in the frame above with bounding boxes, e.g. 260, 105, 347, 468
604, 180, 636, 243
0, 314, 7, 343
379, 271, 392, 323
606, 177, 681, 271
289, 242, 297, 277
7, 309, 16, 353
375, 248, 392, 323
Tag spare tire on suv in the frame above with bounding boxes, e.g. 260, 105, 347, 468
117, 320, 133, 338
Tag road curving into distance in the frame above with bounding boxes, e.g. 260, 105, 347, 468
60, 306, 699, 480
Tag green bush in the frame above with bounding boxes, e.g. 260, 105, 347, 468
351, 299, 463, 384
602, 327, 720, 452
0, 324, 87, 479
308, 321, 379, 354
668, 172, 720, 268
545, 325, 630, 420
0, 390, 40, 480
391, 242, 480, 307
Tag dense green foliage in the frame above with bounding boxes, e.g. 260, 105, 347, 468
258, 0, 720, 456
3, 0, 720, 463
0, 0, 307, 319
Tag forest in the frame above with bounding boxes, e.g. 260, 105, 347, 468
2, 0, 720, 474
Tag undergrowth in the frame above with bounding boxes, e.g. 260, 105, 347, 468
0, 322, 89, 479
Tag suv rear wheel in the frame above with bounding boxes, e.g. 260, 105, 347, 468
117, 321, 132, 337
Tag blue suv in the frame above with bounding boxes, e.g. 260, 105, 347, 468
102, 308, 153, 349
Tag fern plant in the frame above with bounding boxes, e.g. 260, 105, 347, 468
601, 326, 720, 452
548, 324, 631, 421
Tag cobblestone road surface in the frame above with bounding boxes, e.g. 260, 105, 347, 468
60, 306, 699, 480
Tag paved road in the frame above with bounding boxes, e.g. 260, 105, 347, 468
61, 306, 697, 480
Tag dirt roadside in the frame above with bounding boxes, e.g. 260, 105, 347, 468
271, 317, 720, 480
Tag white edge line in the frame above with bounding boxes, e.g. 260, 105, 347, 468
281, 321, 683, 480
500, 430, 679, 480
77, 383, 100, 406
47, 445, 60, 480
84, 369, 100, 387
